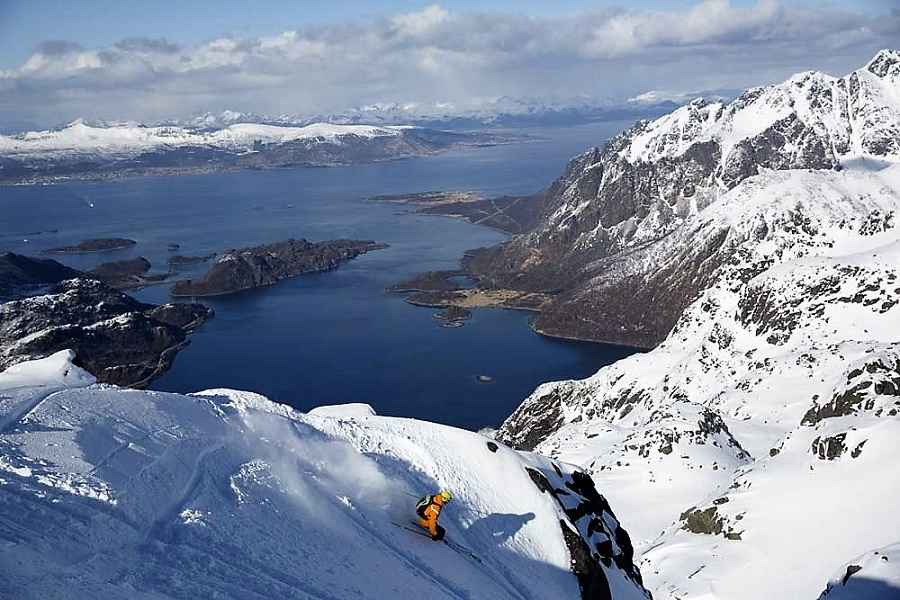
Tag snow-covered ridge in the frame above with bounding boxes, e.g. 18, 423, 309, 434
0, 350, 650, 599
623, 49, 900, 167
0, 118, 402, 159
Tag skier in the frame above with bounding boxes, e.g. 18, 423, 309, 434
416, 490, 452, 541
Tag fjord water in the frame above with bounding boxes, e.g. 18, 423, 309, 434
1, 122, 637, 430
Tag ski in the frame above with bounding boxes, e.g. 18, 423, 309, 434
442, 538, 482, 563
392, 521, 430, 538
390, 521, 482, 563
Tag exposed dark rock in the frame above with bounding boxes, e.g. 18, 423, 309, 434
523, 466, 649, 600
498, 387, 572, 451
811, 434, 848, 461
681, 506, 722, 534
39, 238, 137, 254
842, 564, 863, 585
802, 355, 900, 425
679, 505, 742, 540
486, 441, 499, 453
170, 238, 388, 297
0, 277, 212, 387
459, 136, 730, 347
0, 252, 81, 300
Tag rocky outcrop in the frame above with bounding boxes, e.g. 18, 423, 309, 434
170, 238, 387, 297
0, 277, 212, 387
525, 463, 649, 600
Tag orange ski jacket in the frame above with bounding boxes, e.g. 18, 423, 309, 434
417, 494, 446, 536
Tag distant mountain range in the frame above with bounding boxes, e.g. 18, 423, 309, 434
0, 93, 717, 185
0, 120, 519, 184
172, 94, 696, 130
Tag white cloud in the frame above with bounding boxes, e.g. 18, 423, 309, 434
0, 1, 896, 128
390, 4, 452, 38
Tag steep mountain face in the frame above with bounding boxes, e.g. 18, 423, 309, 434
466, 49, 900, 348
0, 351, 651, 599
493, 51, 900, 600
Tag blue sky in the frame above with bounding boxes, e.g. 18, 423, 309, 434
0, 1, 897, 128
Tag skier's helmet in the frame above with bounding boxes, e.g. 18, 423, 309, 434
440, 490, 452, 503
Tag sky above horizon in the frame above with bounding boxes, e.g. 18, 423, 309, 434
0, 0, 898, 129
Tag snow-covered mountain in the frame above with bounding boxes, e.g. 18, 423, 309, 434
0, 350, 650, 599
466, 49, 900, 348
178, 95, 682, 130
490, 50, 900, 599
0, 119, 500, 184
0, 119, 402, 161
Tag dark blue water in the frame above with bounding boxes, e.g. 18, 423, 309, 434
0, 122, 638, 430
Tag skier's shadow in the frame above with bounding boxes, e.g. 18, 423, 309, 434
466, 512, 535, 545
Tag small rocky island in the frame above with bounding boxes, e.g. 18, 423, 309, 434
40, 237, 137, 254
170, 238, 388, 297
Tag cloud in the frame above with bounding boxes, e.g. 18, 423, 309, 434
0, 1, 897, 128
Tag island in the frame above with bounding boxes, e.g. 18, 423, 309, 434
40, 237, 137, 254
170, 238, 388, 297
433, 305, 472, 328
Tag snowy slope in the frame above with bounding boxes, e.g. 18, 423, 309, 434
497, 140, 900, 596
0, 351, 649, 599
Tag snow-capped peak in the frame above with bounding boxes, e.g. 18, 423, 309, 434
622, 54, 900, 170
